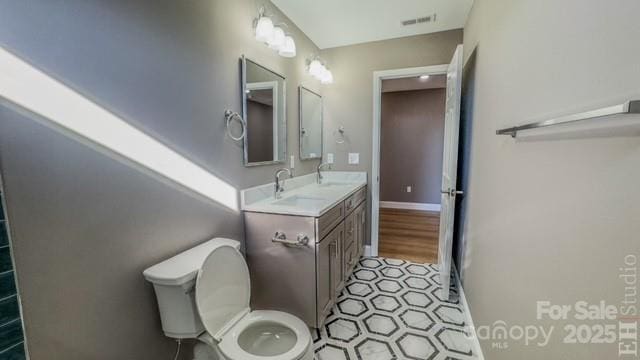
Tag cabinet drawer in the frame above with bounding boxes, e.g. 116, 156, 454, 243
344, 211, 356, 249
317, 202, 345, 240
344, 186, 366, 214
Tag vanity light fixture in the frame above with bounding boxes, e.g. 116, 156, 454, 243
278, 35, 297, 58
307, 58, 334, 84
320, 68, 334, 84
255, 15, 274, 42
267, 26, 285, 49
308, 60, 324, 78
254, 6, 297, 58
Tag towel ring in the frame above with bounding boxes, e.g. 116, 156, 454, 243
334, 126, 346, 144
224, 110, 245, 141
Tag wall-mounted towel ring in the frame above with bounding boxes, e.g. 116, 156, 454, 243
334, 126, 346, 144
224, 110, 245, 141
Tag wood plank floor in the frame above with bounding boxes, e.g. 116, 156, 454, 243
378, 208, 439, 264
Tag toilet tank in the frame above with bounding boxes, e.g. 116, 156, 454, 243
143, 238, 241, 339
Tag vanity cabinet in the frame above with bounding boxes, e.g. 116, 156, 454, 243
244, 185, 367, 328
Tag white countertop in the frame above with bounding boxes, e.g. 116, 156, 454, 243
241, 171, 367, 217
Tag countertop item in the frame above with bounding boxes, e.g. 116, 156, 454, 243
240, 171, 367, 217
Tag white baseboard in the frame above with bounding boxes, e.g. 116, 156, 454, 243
379, 201, 441, 212
454, 266, 485, 360
364, 245, 372, 257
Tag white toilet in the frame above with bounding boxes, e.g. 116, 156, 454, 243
143, 238, 313, 360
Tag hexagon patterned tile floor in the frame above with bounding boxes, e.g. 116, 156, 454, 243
313, 257, 477, 360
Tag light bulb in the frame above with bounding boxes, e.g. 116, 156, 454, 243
268, 26, 285, 49
279, 36, 296, 58
309, 60, 323, 78
321, 70, 334, 84
255, 16, 274, 43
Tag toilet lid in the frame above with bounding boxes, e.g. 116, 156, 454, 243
195, 245, 251, 340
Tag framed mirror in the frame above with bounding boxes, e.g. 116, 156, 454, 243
242, 56, 287, 166
299, 86, 323, 160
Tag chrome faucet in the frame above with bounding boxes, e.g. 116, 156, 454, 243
274, 168, 292, 199
317, 163, 331, 184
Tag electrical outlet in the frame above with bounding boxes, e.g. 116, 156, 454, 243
348, 153, 359, 165
406, 186, 412, 193
327, 153, 334, 164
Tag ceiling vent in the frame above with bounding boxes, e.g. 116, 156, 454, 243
401, 14, 437, 26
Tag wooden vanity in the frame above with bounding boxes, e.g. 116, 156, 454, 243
242, 175, 366, 328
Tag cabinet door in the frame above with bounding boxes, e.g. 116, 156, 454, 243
359, 202, 367, 256
334, 225, 345, 294
316, 223, 343, 327
354, 202, 366, 258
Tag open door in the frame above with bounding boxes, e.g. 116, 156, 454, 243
438, 44, 463, 300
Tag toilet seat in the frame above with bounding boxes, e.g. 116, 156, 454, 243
195, 245, 311, 360
218, 310, 310, 360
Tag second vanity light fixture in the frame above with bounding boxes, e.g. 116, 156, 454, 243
254, 6, 296, 58
308, 57, 334, 84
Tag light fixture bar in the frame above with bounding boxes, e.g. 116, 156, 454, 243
0, 47, 238, 211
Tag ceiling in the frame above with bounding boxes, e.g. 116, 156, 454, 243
382, 75, 447, 93
271, 0, 474, 49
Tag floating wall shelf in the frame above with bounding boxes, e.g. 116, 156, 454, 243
496, 100, 640, 138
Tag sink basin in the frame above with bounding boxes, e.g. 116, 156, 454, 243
274, 195, 328, 208
317, 182, 350, 188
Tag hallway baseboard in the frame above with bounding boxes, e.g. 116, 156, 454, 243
380, 201, 441, 212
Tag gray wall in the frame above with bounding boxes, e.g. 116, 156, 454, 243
0, 1, 321, 359
380, 89, 445, 204
462, 0, 640, 359
320, 30, 463, 243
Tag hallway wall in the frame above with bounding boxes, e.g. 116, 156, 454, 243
461, 0, 640, 358
380, 89, 445, 204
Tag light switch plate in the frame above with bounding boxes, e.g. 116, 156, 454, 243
348, 153, 359, 165
406, 186, 412, 193
327, 153, 334, 164
290, 155, 295, 169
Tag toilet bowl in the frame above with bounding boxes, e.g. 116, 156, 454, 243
195, 310, 312, 360
143, 238, 312, 360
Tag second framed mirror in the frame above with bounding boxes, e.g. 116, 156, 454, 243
299, 86, 323, 160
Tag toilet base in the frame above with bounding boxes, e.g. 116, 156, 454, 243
192, 340, 313, 360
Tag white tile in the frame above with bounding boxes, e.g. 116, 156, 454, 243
400, 309, 434, 331
355, 339, 395, 360
404, 276, 431, 290
397, 333, 437, 359
436, 327, 474, 356
338, 298, 369, 317
315, 344, 349, 360
435, 305, 466, 326
402, 291, 433, 308
380, 266, 405, 278
375, 279, 402, 293
364, 313, 398, 336
326, 318, 360, 342
370, 294, 401, 312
